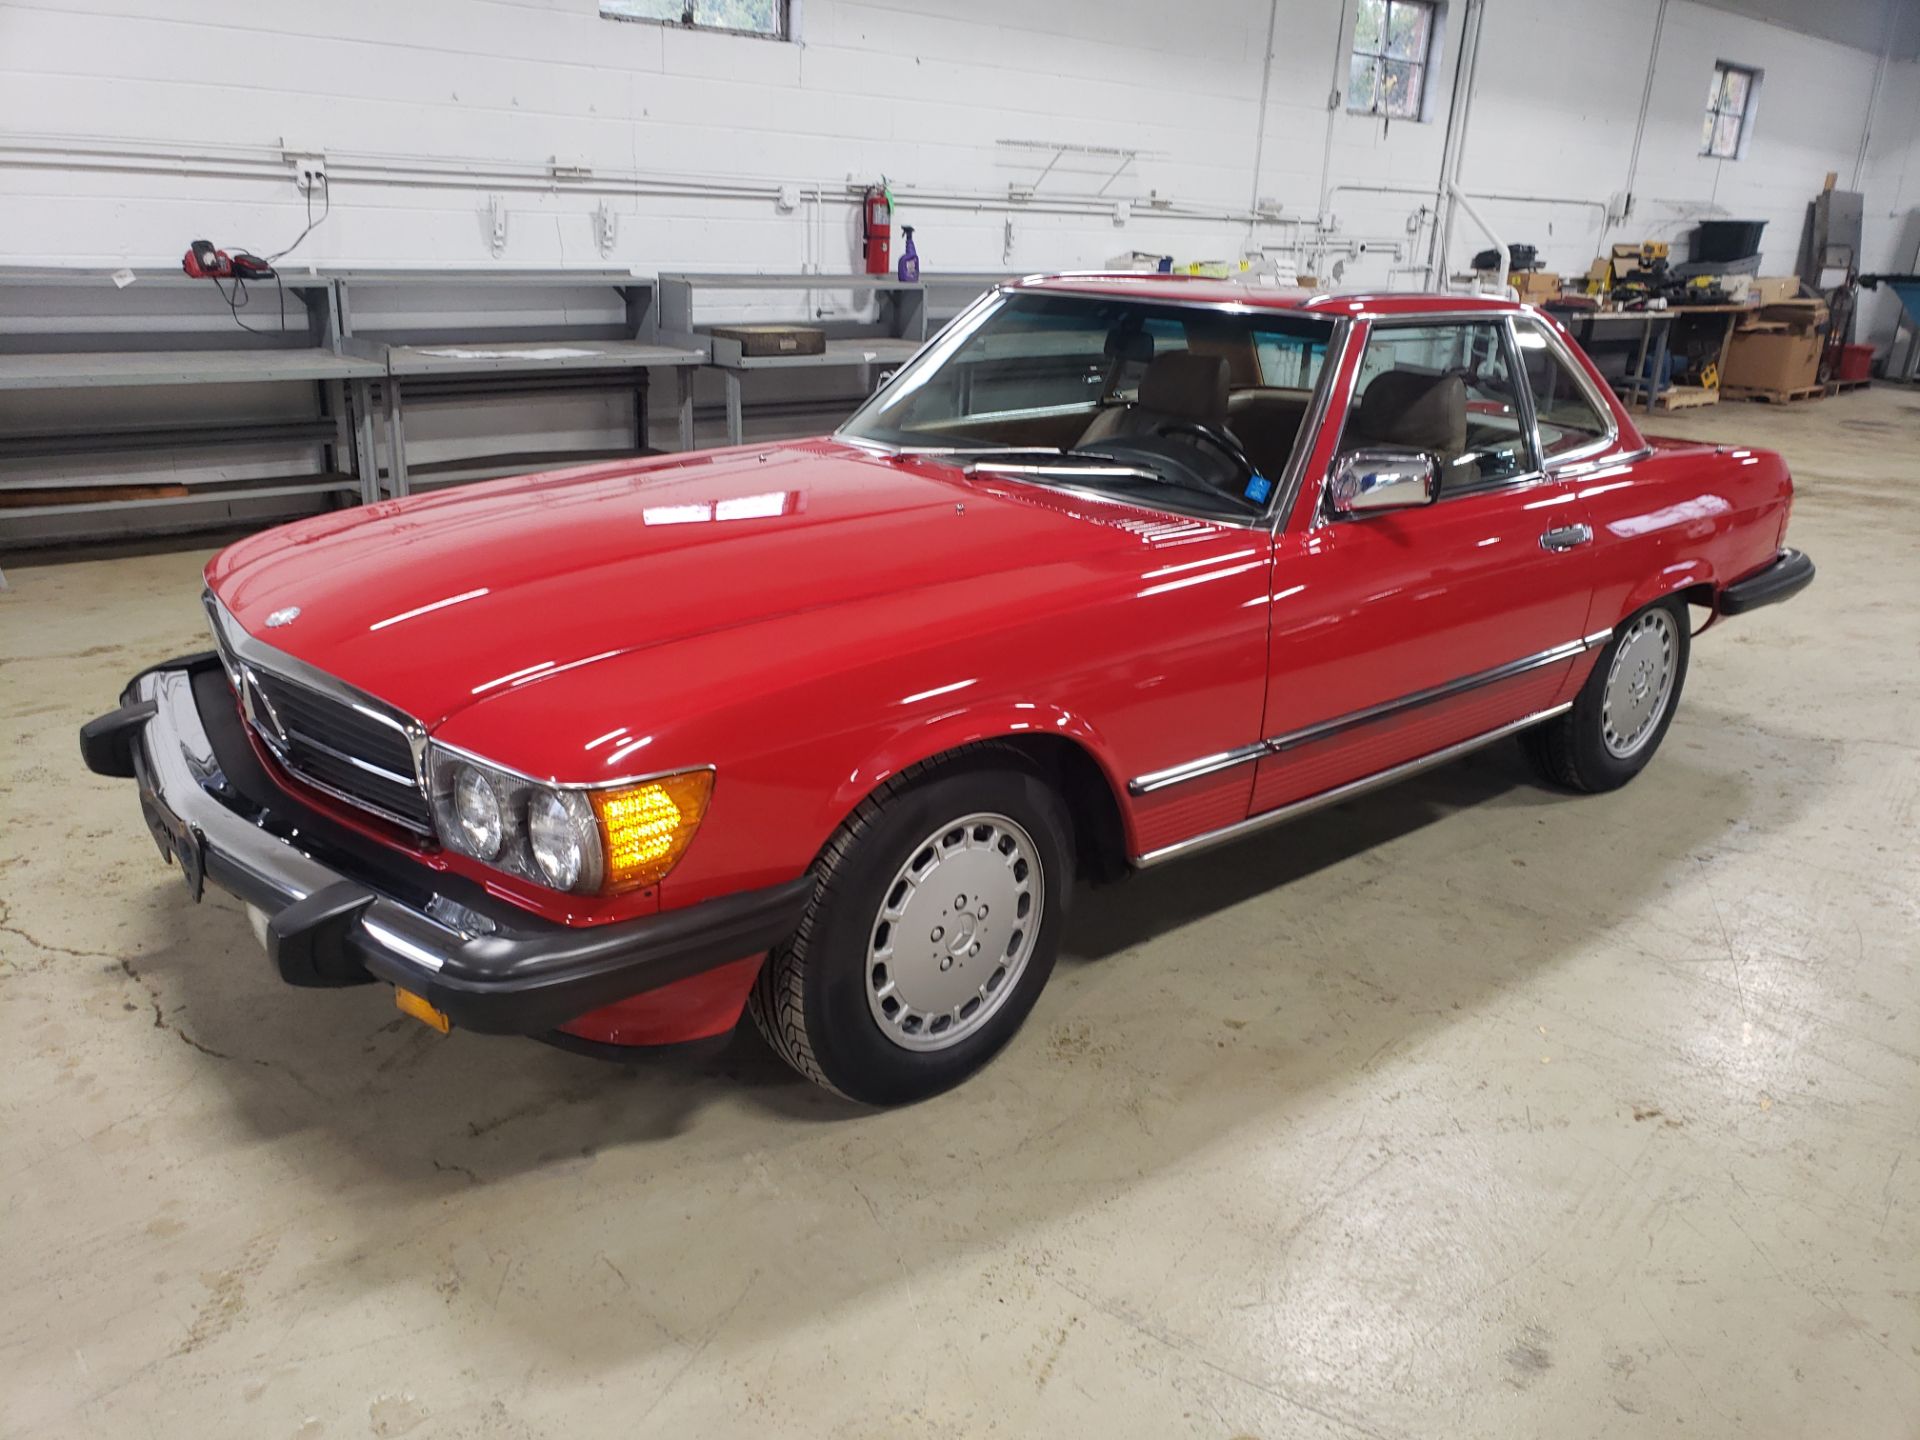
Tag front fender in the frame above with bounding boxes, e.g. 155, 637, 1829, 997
814, 702, 1131, 857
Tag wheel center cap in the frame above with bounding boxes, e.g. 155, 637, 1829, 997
948, 911, 978, 954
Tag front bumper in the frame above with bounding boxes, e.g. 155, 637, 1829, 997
80, 656, 811, 1036
1719, 547, 1815, 616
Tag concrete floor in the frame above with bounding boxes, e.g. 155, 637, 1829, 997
3, 386, 1917, 1439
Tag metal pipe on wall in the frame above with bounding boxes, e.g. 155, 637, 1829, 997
1620, 0, 1671, 230
1432, 0, 1488, 285
1248, 0, 1281, 242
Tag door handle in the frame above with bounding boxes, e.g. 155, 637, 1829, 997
1539, 523, 1593, 552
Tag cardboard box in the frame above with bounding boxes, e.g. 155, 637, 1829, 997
1756, 299, 1828, 332
1722, 328, 1821, 391
1752, 275, 1800, 305
1511, 270, 1561, 302
708, 324, 825, 357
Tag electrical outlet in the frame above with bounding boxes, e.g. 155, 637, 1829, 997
291, 156, 328, 196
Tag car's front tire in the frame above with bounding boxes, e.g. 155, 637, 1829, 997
748, 748, 1074, 1105
1526, 597, 1690, 792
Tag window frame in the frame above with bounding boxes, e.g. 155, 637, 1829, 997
1511, 314, 1619, 471
599, 0, 792, 42
1322, 315, 1544, 514
1346, 0, 1440, 121
1701, 60, 1760, 160
837, 287, 1346, 531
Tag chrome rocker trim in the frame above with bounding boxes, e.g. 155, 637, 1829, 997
1132, 702, 1572, 868
1128, 631, 1612, 797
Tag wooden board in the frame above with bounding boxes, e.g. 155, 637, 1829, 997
1654, 384, 1720, 410
1826, 378, 1871, 395
1723, 384, 1826, 404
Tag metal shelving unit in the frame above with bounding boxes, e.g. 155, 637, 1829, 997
0, 268, 378, 544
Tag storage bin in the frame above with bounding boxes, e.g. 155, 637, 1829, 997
1692, 220, 1767, 263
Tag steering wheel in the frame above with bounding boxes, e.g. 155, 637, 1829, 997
1152, 420, 1257, 479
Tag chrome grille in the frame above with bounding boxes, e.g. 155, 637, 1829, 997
244, 668, 434, 833
205, 591, 434, 835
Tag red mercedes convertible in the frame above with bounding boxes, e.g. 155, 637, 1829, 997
83, 276, 1812, 1103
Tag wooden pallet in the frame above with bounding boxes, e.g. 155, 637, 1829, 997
1826, 378, 1871, 395
1723, 383, 1826, 404
1652, 383, 1720, 410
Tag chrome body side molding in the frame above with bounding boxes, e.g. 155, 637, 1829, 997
1127, 632, 1609, 797
1131, 702, 1573, 868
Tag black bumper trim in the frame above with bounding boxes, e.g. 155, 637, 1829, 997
84, 659, 814, 1037
80, 699, 158, 779
1719, 548, 1814, 616
396, 876, 812, 1035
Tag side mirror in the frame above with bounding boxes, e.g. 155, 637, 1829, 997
1329, 448, 1438, 516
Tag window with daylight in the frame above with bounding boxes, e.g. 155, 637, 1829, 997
1702, 62, 1759, 158
600, 0, 788, 40
1348, 0, 1437, 119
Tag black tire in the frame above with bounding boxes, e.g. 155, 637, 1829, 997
747, 747, 1075, 1105
1526, 597, 1690, 793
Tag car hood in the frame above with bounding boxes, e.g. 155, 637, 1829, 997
207, 439, 1185, 727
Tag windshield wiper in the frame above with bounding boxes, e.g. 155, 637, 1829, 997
961, 454, 1165, 484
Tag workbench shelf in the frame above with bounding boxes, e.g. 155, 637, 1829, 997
0, 267, 373, 547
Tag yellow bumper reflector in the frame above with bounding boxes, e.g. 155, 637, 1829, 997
395, 987, 451, 1034
592, 769, 713, 893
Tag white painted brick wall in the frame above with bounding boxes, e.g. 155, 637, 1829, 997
1, 0, 1912, 286
1, 0, 1917, 498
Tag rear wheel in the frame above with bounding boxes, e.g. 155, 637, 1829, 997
1526, 598, 1689, 792
748, 750, 1074, 1105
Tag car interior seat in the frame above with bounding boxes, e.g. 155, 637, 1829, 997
1080, 351, 1231, 449
1343, 370, 1479, 492
1226, 389, 1313, 481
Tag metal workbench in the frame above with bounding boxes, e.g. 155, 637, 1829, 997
335, 271, 707, 497
659, 272, 1017, 444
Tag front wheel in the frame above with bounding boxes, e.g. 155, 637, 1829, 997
748, 751, 1074, 1105
1526, 598, 1690, 792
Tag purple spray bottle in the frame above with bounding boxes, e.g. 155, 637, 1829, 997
897, 225, 919, 283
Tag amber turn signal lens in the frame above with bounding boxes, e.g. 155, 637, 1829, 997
591, 770, 713, 893
395, 987, 451, 1034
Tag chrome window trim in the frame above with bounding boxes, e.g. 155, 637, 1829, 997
1306, 313, 1568, 527
1132, 702, 1574, 867
1126, 630, 1611, 796
1513, 311, 1621, 471
1262, 316, 1353, 533
837, 285, 1345, 536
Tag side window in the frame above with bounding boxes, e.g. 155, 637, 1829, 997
1514, 320, 1613, 461
1343, 322, 1535, 492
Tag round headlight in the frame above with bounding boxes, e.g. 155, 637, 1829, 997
527, 789, 586, 891
453, 766, 503, 859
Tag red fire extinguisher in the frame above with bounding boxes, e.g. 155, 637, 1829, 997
862, 183, 892, 276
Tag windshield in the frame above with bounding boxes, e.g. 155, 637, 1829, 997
839, 290, 1337, 518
